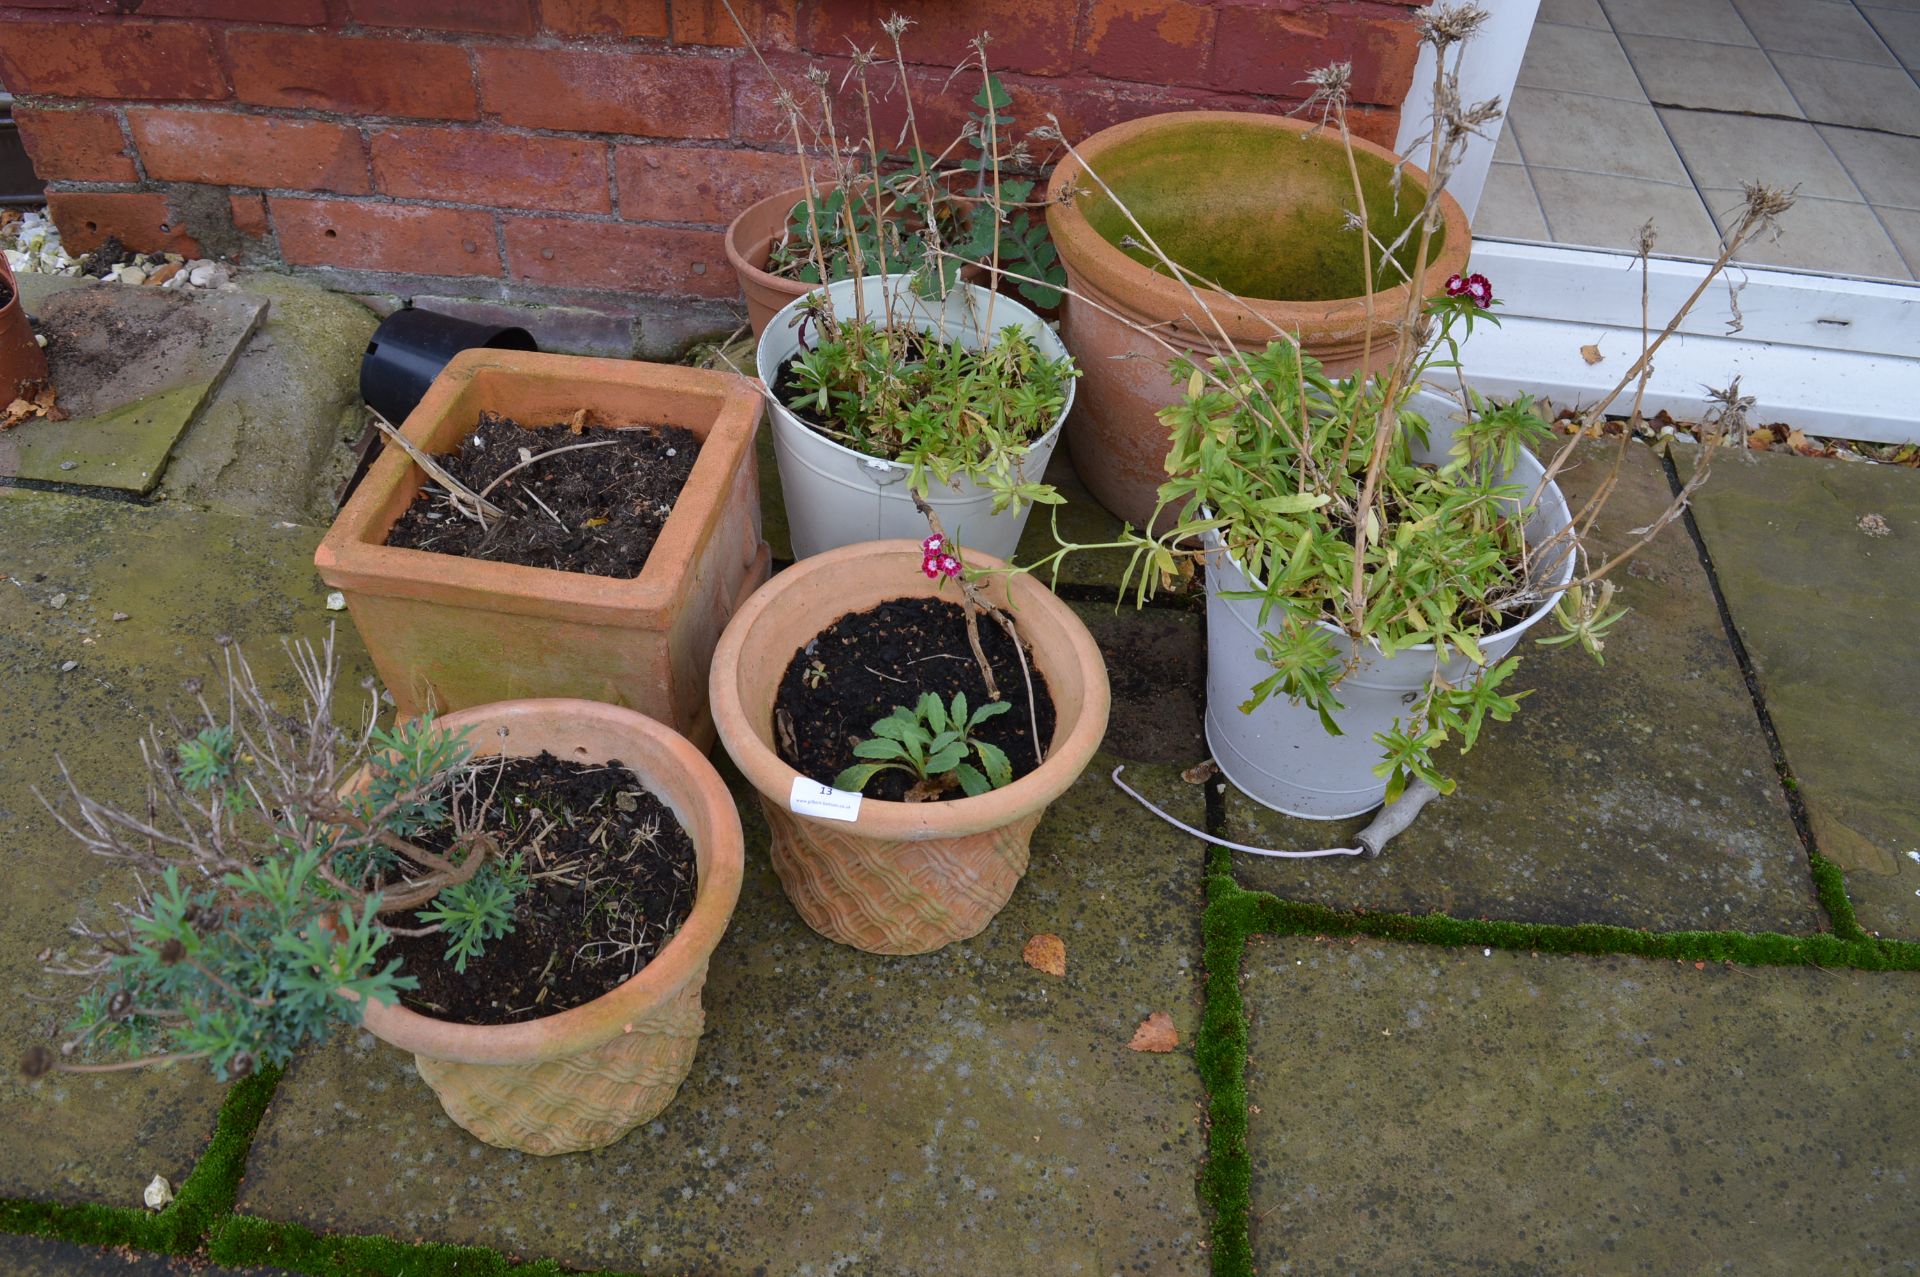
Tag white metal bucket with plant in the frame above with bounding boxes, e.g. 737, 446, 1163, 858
756, 274, 1074, 560
1018, 3, 1796, 847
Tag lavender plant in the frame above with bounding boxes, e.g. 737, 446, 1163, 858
21, 634, 524, 1081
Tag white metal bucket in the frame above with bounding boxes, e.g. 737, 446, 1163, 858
755, 275, 1072, 561
1203, 390, 1577, 820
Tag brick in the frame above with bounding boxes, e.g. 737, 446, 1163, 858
133, 0, 328, 20
475, 47, 729, 138
502, 216, 732, 297
371, 127, 611, 213
732, 52, 976, 148
1347, 12, 1424, 105
539, 0, 668, 37
803, 0, 1073, 76
47, 191, 203, 257
1207, 7, 1329, 98
129, 109, 369, 193
348, 0, 533, 37
11, 107, 137, 183
0, 20, 228, 101
615, 144, 793, 223
671, 0, 795, 48
1083, 0, 1215, 85
1211, 5, 1421, 105
229, 31, 478, 121
229, 192, 270, 240
272, 197, 500, 276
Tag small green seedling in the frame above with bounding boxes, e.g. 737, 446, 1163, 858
836, 691, 1014, 799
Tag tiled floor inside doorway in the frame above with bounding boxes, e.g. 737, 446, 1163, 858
1479, 0, 1920, 280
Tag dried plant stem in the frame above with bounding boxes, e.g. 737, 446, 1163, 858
474, 438, 619, 503
371, 411, 503, 525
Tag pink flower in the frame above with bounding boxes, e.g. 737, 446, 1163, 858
921, 534, 944, 555
937, 554, 961, 578
1446, 272, 1493, 308
921, 555, 944, 580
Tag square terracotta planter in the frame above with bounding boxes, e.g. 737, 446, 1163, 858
316, 349, 769, 750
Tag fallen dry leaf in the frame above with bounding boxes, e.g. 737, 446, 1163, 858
1580, 342, 1604, 365
1181, 759, 1218, 785
1127, 1011, 1178, 1053
1022, 933, 1066, 977
566, 407, 590, 436
2, 383, 63, 430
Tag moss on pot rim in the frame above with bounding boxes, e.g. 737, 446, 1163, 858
1077, 118, 1437, 303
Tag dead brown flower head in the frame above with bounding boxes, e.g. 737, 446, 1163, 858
1419, 3, 1490, 48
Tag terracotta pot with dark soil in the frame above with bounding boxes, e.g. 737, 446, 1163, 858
1045, 111, 1471, 530
356, 697, 744, 1156
710, 540, 1109, 955
0, 253, 48, 400
316, 349, 768, 749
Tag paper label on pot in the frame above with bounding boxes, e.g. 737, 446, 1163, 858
789, 777, 863, 822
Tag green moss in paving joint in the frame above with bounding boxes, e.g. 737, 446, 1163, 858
212, 1215, 635, 1276
0, 1065, 280, 1254
1196, 845, 1256, 1277
1810, 851, 1870, 943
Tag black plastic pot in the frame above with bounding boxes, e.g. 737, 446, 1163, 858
358, 306, 536, 425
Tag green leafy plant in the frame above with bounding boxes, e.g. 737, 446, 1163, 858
22, 634, 529, 1082
1013, 3, 1794, 800
835, 691, 1014, 800
784, 313, 1075, 510
414, 854, 529, 974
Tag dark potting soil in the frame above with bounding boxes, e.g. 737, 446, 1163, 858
385, 751, 698, 1026
772, 596, 1057, 803
384, 409, 699, 578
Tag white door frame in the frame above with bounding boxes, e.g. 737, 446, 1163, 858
1395, 1, 1920, 443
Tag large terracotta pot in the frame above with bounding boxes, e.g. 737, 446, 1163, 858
0, 253, 48, 400
709, 540, 1110, 955
315, 349, 769, 751
1045, 111, 1472, 531
358, 698, 744, 1156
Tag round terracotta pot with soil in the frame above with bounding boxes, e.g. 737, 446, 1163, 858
0, 253, 49, 401
709, 540, 1110, 955
1044, 110, 1471, 531
355, 697, 744, 1156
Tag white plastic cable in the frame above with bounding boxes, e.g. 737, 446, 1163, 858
1110, 765, 1444, 859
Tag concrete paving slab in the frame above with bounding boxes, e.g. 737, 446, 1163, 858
1681, 449, 1920, 938
0, 1234, 297, 1277
156, 273, 379, 524
237, 756, 1210, 1276
0, 488, 371, 1207
0, 285, 264, 494
1219, 441, 1819, 933
1242, 934, 1920, 1274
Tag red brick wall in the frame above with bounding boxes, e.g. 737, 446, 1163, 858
1, 0, 1428, 335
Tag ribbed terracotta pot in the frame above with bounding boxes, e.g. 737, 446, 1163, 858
1045, 111, 1471, 531
0, 253, 48, 401
315, 349, 769, 751
357, 698, 744, 1156
709, 540, 1109, 955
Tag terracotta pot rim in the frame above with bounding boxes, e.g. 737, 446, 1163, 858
356, 698, 744, 1066
1044, 110, 1471, 342
314, 348, 763, 623
710, 540, 1110, 840
724, 187, 809, 299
